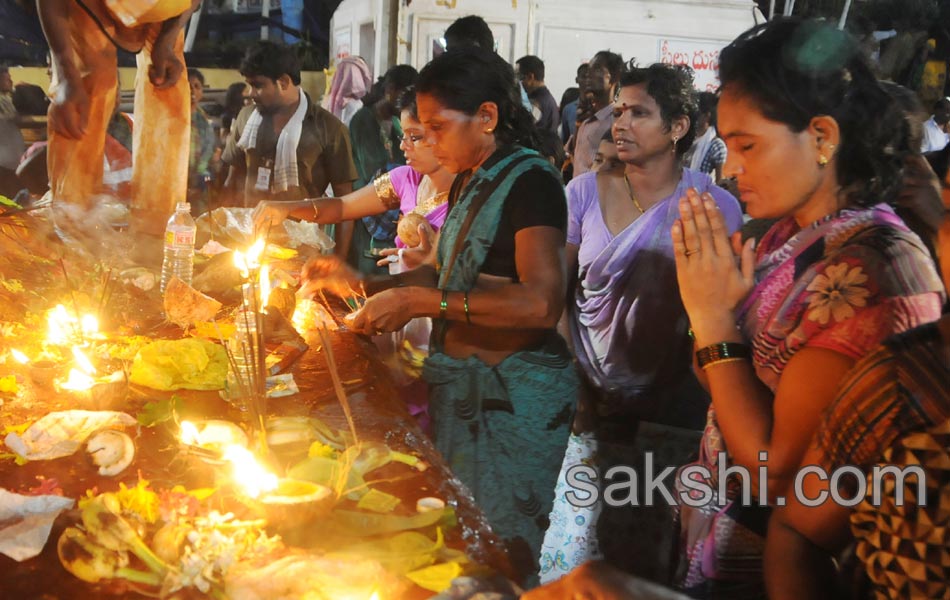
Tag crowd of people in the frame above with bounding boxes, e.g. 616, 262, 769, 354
13, 6, 950, 599
259, 16, 949, 600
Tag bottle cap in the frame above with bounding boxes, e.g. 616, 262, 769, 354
176, 201, 191, 212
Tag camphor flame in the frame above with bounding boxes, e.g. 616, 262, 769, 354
10, 349, 28, 364
60, 346, 97, 391
47, 304, 100, 345
60, 369, 95, 391
222, 444, 278, 499
233, 238, 267, 279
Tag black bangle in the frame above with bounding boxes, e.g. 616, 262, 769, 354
463, 292, 471, 324
696, 342, 751, 369
440, 289, 448, 320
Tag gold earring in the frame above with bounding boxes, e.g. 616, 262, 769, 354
671, 136, 678, 154
818, 155, 829, 167
484, 128, 494, 134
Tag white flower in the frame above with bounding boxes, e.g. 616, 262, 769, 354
806, 262, 871, 325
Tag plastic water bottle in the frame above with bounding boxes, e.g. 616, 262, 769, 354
160, 202, 196, 293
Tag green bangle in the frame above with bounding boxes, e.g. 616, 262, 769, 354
440, 289, 448, 320
463, 292, 471, 325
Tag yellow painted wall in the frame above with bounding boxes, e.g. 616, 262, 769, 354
9, 66, 326, 101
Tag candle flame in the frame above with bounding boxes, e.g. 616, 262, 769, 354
10, 349, 28, 364
369, 592, 380, 600
72, 347, 96, 375
222, 445, 278, 499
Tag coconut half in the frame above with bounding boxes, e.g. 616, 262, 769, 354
85, 429, 135, 477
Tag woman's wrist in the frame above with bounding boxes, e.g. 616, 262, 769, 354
690, 312, 744, 347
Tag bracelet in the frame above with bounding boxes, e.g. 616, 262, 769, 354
463, 292, 471, 324
700, 357, 748, 371
440, 289, 448, 320
696, 341, 751, 369
310, 199, 319, 221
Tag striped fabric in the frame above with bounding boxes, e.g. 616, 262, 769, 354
818, 317, 950, 471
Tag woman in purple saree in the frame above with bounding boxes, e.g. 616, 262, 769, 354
539, 64, 742, 584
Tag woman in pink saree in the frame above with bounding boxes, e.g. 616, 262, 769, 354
671, 20, 945, 598
253, 88, 453, 427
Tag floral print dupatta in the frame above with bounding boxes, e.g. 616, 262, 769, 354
736, 203, 944, 393
674, 204, 944, 597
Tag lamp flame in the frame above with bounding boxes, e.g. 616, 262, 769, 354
233, 238, 267, 280
47, 304, 100, 345
80, 314, 99, 340
10, 349, 28, 364
247, 238, 265, 266
222, 445, 278, 499
60, 368, 95, 391
233, 250, 248, 278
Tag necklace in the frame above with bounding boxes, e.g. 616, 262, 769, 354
623, 173, 646, 214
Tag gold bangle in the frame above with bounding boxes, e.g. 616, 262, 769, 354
310, 199, 319, 221
700, 357, 748, 371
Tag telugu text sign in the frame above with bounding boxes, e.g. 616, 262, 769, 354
659, 38, 724, 92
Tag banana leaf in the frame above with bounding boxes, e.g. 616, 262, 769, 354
327, 528, 444, 574
323, 506, 446, 537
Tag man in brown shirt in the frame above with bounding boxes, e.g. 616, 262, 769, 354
223, 41, 357, 208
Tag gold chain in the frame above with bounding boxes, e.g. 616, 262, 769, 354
623, 173, 646, 214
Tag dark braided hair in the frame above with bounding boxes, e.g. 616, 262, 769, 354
416, 47, 540, 151
719, 18, 911, 207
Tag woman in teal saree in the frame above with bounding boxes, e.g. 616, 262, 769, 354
300, 48, 577, 582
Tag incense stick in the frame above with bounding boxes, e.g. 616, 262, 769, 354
316, 325, 359, 445
316, 290, 344, 328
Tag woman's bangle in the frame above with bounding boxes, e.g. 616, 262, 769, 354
696, 341, 751, 369
440, 289, 448, 320
700, 357, 748, 371
463, 292, 471, 325
309, 199, 319, 221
